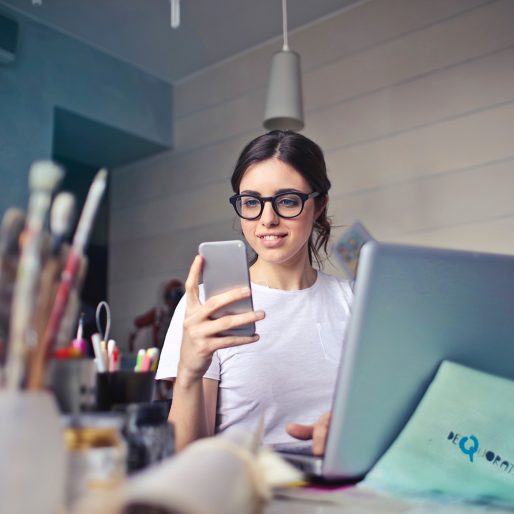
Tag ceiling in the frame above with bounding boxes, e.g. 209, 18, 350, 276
0, 0, 361, 83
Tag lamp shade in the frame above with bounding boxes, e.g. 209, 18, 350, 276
263, 49, 304, 131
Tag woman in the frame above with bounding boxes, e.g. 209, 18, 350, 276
156, 130, 353, 453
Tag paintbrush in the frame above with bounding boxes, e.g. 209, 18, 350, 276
5, 161, 64, 390
50, 192, 75, 255
33, 192, 76, 349
0, 208, 26, 385
27, 168, 108, 390
0, 208, 25, 263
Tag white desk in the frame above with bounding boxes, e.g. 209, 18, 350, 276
264, 488, 514, 514
266, 499, 345, 513
72, 486, 514, 514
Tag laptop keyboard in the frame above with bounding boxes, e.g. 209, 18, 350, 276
271, 442, 314, 455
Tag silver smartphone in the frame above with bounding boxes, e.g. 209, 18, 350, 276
198, 240, 255, 337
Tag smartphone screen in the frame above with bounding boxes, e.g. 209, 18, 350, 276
198, 240, 255, 337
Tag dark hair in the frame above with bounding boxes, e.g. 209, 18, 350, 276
231, 130, 332, 267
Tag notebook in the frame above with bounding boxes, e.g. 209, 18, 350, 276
279, 241, 514, 481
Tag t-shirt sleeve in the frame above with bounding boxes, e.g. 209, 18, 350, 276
155, 290, 221, 381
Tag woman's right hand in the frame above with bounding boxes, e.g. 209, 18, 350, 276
177, 255, 264, 385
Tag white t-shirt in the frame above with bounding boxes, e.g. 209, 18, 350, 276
156, 271, 353, 446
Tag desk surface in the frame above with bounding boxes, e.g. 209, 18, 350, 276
266, 499, 344, 513
265, 489, 514, 514
72, 486, 514, 513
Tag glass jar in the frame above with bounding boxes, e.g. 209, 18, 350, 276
63, 414, 127, 508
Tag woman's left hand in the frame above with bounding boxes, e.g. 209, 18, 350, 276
286, 411, 332, 456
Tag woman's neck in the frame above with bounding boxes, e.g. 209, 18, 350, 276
250, 257, 317, 291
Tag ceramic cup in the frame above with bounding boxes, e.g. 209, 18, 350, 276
0, 391, 66, 514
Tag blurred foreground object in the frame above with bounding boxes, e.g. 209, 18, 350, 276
0, 390, 66, 514
5, 161, 63, 389
114, 402, 174, 474
64, 413, 126, 510
27, 168, 108, 389
73, 425, 303, 514
0, 208, 25, 379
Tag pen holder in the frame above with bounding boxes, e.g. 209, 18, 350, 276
0, 391, 66, 514
96, 371, 155, 411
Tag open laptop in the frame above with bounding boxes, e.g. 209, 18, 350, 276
280, 241, 514, 481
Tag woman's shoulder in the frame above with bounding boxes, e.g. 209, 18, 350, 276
316, 271, 353, 302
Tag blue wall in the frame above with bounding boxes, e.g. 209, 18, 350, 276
0, 7, 172, 216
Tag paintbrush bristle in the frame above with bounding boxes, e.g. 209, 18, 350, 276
50, 192, 75, 238
28, 161, 64, 193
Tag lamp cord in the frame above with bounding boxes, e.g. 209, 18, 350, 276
282, 0, 289, 51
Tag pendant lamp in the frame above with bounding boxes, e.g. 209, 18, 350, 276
263, 0, 304, 131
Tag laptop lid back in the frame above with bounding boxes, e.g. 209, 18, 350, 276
323, 242, 514, 480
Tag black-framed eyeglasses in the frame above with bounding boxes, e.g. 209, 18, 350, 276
229, 191, 322, 220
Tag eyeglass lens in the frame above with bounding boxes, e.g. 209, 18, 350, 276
236, 193, 305, 219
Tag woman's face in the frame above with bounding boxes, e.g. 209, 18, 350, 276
238, 158, 321, 267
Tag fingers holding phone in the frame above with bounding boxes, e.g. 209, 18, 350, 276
179, 241, 263, 382
206, 298, 264, 345
184, 254, 203, 309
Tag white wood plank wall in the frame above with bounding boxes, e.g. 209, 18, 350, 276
109, 0, 514, 346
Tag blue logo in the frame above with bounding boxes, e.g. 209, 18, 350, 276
448, 431, 514, 474
458, 434, 479, 462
